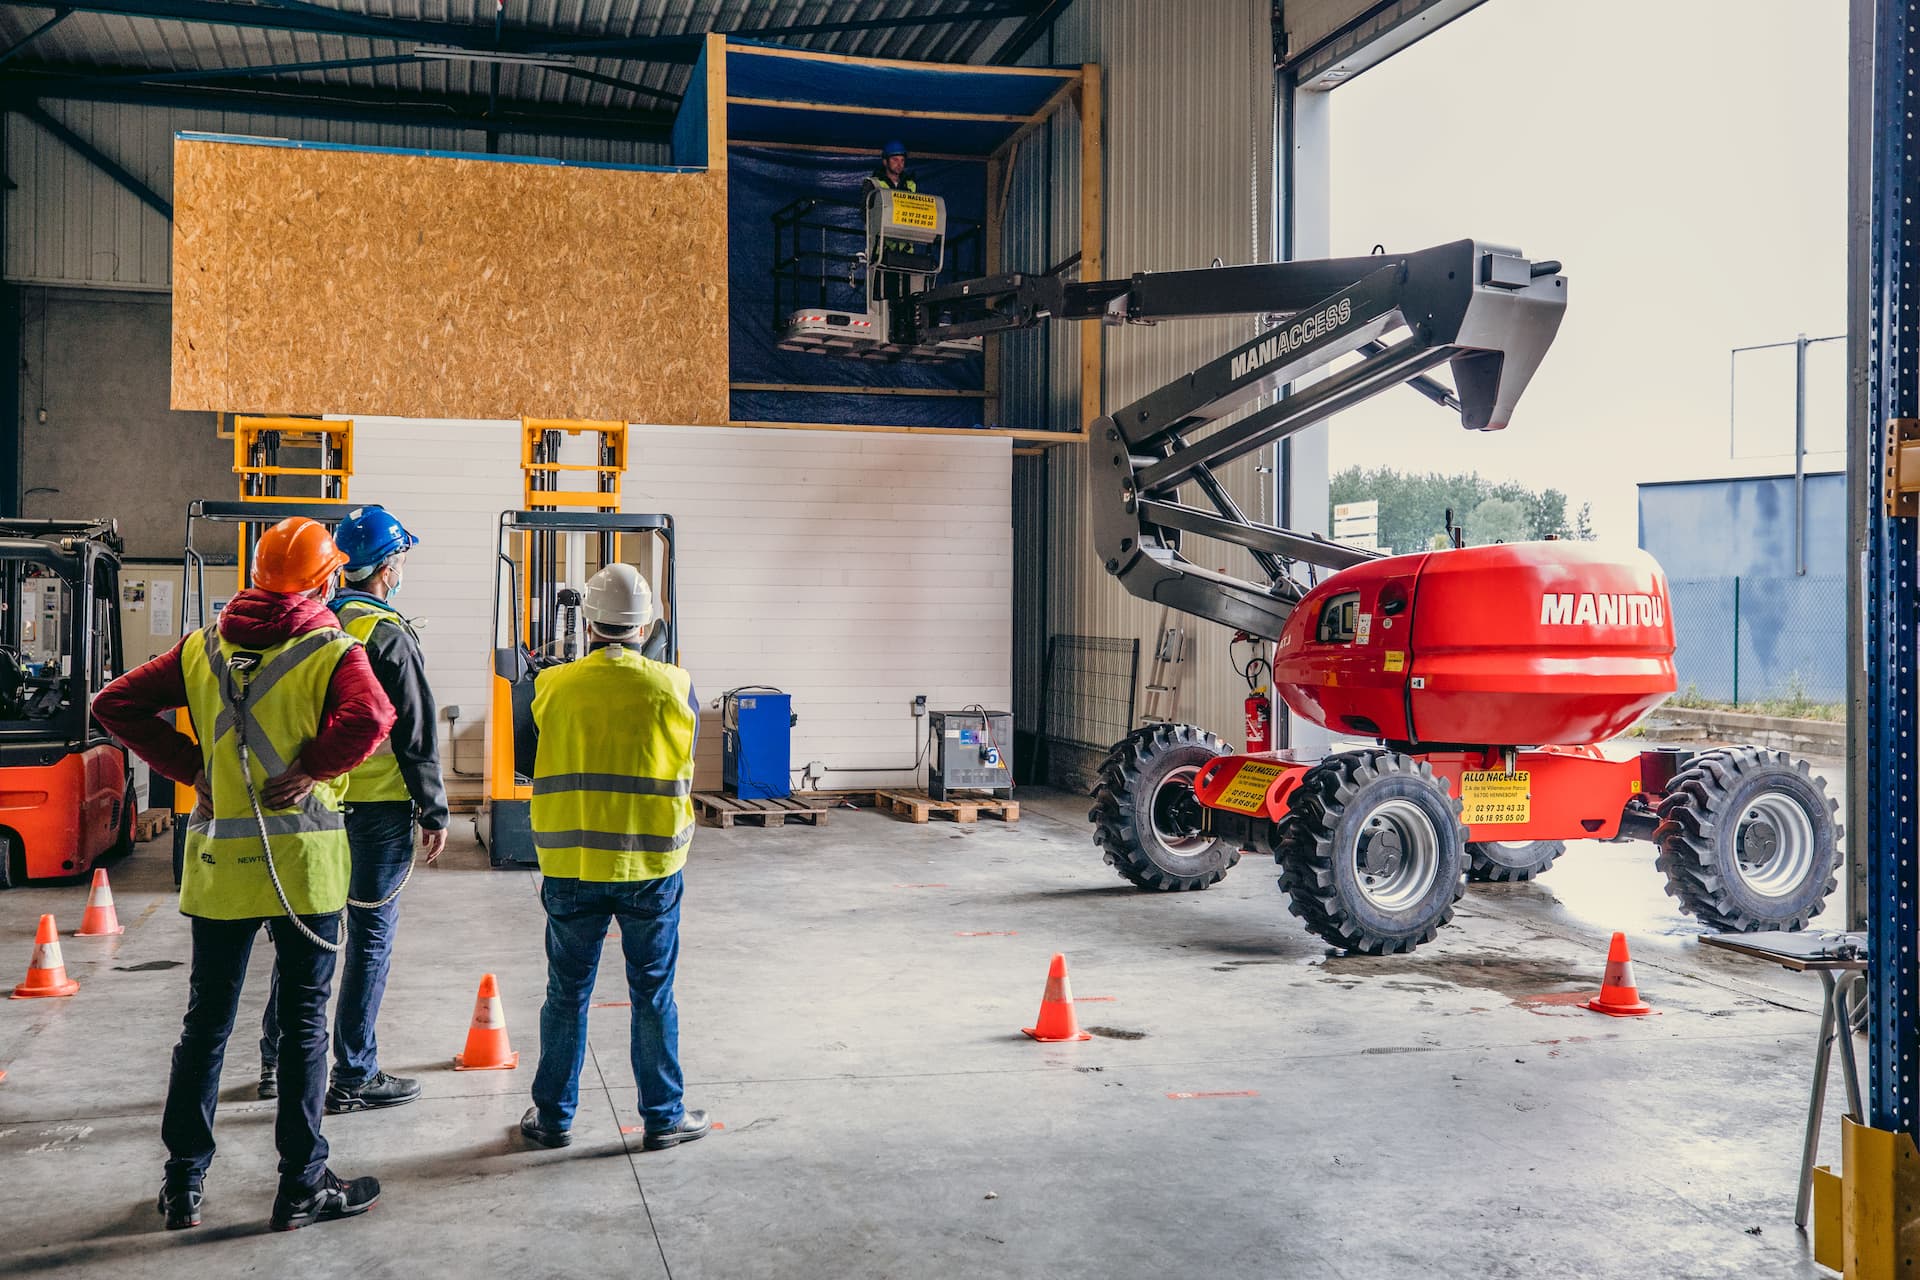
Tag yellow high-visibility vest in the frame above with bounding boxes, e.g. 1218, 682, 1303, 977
335, 598, 414, 804
179, 624, 356, 919
531, 645, 696, 883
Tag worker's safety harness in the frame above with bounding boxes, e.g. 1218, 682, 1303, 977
207, 630, 413, 952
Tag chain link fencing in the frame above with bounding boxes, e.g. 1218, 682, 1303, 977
1668, 575, 1844, 709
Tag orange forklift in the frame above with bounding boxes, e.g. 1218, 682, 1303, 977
0, 517, 136, 886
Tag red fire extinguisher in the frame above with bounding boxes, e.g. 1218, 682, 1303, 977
1233, 630, 1274, 754
1244, 686, 1272, 754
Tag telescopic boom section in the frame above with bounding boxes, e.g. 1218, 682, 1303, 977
913, 240, 1567, 641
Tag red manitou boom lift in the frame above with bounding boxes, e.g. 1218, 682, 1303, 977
910, 241, 1839, 955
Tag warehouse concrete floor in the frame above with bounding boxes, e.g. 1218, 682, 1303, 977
0, 777, 1851, 1279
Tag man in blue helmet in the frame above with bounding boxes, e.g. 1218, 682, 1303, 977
863, 139, 916, 196
257, 504, 448, 1113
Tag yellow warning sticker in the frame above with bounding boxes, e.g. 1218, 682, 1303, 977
1214, 761, 1287, 815
1383, 651, 1406, 672
890, 193, 938, 229
1460, 770, 1531, 825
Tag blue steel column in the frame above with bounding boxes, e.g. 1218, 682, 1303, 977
1868, 0, 1920, 1138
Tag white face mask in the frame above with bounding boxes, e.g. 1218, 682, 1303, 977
384, 566, 402, 601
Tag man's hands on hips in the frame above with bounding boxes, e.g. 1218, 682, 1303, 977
263, 766, 318, 809
421, 825, 448, 866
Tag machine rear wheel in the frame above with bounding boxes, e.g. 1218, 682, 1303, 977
1465, 839, 1565, 883
1090, 724, 1239, 891
1652, 747, 1840, 932
1275, 750, 1468, 955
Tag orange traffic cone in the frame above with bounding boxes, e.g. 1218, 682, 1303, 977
1585, 931, 1653, 1017
1022, 953, 1092, 1042
74, 868, 124, 937
12, 915, 79, 999
452, 973, 519, 1070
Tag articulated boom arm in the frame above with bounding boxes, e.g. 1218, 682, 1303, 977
914, 240, 1567, 641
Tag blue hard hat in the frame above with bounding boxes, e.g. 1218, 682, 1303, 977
882, 140, 907, 157
333, 504, 419, 573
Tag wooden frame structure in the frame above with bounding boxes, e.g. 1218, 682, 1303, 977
717, 38, 1101, 447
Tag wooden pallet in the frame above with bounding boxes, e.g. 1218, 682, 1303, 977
693, 792, 830, 830
134, 808, 173, 842
874, 789, 1019, 825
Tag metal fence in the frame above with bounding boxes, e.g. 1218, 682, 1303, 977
1040, 635, 1140, 751
1668, 575, 1845, 706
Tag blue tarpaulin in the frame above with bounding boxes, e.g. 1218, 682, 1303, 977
728, 144, 988, 427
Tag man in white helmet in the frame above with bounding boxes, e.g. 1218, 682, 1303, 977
517, 562, 709, 1153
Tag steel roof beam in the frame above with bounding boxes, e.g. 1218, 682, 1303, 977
1, 71, 675, 142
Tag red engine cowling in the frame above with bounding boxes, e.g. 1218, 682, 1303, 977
1270, 542, 1676, 748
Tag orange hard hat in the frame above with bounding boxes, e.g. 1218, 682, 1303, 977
251, 517, 348, 594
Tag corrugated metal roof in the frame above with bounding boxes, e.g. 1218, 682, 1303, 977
0, 1, 1033, 120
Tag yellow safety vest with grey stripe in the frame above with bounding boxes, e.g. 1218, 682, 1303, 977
179, 624, 356, 919
335, 598, 413, 803
531, 645, 696, 882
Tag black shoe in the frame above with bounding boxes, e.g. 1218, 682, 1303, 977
326, 1071, 421, 1114
156, 1181, 203, 1230
519, 1106, 572, 1149
642, 1109, 711, 1151
269, 1169, 380, 1231
257, 1064, 278, 1100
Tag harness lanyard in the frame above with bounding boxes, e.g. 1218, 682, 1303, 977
218, 650, 415, 953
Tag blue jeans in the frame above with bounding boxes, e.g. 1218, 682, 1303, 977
260, 802, 414, 1085
532, 873, 685, 1133
164, 913, 340, 1195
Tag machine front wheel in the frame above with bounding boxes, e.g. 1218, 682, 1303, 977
1274, 750, 1469, 955
1465, 839, 1565, 883
1090, 724, 1239, 891
1653, 747, 1840, 932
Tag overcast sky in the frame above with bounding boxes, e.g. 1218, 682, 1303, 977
1324, 0, 1848, 546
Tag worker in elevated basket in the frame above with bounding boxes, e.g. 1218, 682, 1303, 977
94, 517, 395, 1233
517, 562, 709, 1153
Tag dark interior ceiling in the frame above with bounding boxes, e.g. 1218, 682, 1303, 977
0, 0, 1078, 144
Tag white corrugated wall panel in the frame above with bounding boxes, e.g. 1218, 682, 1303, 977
1005, 0, 1278, 771
346, 419, 1012, 800
624, 426, 1013, 794
5, 101, 668, 289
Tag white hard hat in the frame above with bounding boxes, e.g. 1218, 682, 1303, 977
582, 563, 654, 630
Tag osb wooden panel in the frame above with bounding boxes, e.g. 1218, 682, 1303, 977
171, 139, 729, 424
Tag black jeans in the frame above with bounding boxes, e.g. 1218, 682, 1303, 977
162, 912, 340, 1195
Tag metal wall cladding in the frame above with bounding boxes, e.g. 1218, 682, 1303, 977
1006, 0, 1280, 755
4, 100, 669, 290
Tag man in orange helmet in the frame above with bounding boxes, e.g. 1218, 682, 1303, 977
95, 517, 396, 1233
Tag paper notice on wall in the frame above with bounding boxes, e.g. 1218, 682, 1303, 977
149, 579, 175, 636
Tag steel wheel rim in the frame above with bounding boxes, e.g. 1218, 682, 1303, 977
1150, 764, 1210, 855
1736, 792, 1817, 897
1354, 798, 1441, 910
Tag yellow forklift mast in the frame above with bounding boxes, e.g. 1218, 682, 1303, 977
475, 419, 677, 868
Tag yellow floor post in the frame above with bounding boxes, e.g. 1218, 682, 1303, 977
1839, 1116, 1920, 1278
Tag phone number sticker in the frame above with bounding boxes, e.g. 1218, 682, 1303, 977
1214, 761, 1286, 814
1460, 770, 1530, 825
890, 193, 938, 229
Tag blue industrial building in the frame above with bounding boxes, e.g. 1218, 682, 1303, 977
1637, 471, 1845, 704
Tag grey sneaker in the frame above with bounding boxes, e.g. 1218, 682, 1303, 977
326, 1071, 420, 1114
642, 1109, 711, 1151
269, 1169, 379, 1231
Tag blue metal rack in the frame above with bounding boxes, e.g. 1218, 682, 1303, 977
1867, 0, 1920, 1139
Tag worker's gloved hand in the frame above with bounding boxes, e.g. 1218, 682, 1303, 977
420, 825, 448, 866
263, 766, 318, 809
191, 770, 213, 819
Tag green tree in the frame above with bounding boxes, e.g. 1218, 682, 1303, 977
1327, 466, 1594, 553
1467, 496, 1531, 546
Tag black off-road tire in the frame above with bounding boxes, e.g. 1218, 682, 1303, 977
1465, 839, 1566, 883
1089, 724, 1239, 891
1652, 747, 1841, 932
1274, 750, 1469, 955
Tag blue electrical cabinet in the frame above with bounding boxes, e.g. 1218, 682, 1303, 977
723, 689, 792, 800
